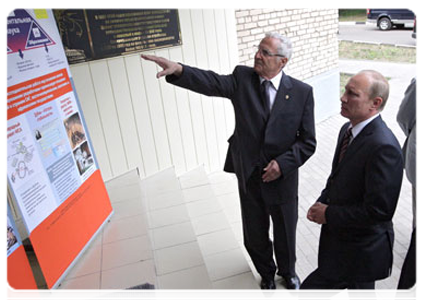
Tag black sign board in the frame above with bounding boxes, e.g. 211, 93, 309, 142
54, 9, 182, 64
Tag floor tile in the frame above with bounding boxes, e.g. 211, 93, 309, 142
203, 248, 251, 281
212, 272, 259, 289
157, 265, 212, 289
64, 240, 102, 280
111, 198, 147, 221
151, 221, 196, 250
216, 192, 240, 210
148, 204, 190, 228
100, 260, 156, 289
210, 180, 238, 196
106, 183, 144, 204
182, 185, 215, 203
147, 189, 184, 211
45, 273, 100, 300
102, 214, 149, 244
185, 197, 222, 219
191, 211, 231, 236
105, 169, 141, 189
197, 228, 240, 257
178, 166, 209, 189
154, 242, 204, 275
102, 235, 153, 270
140, 167, 181, 196
223, 204, 241, 224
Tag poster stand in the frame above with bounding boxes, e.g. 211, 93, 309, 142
7, 9, 113, 289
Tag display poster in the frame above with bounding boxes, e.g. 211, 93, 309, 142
54, 9, 182, 63
7, 203, 38, 289
7, 9, 113, 288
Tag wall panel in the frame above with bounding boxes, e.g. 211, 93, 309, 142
108, 58, 144, 173
70, 9, 238, 181
89, 60, 128, 177
70, 64, 113, 179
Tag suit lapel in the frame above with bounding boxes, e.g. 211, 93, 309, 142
332, 116, 381, 176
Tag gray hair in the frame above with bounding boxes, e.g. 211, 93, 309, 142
358, 70, 390, 111
265, 32, 293, 60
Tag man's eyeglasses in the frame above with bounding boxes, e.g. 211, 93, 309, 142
254, 46, 284, 58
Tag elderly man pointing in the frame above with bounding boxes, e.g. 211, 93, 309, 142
142, 32, 316, 289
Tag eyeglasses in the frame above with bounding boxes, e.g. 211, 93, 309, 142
254, 45, 284, 58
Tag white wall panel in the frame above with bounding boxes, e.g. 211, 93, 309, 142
70, 9, 238, 181
204, 9, 229, 168
89, 60, 128, 177
178, 9, 209, 172
191, 10, 220, 172
70, 64, 113, 179
169, 48, 197, 172
141, 54, 173, 171
124, 55, 158, 177
108, 58, 144, 173
155, 49, 186, 175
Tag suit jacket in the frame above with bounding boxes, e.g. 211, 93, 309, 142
397, 78, 416, 187
167, 65, 316, 204
316, 116, 403, 282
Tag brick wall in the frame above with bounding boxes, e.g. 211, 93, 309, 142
236, 9, 339, 81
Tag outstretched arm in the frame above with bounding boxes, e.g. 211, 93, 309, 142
141, 54, 183, 78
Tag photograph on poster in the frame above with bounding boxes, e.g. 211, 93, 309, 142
7, 225, 18, 252
73, 141, 94, 176
64, 112, 86, 149
34, 129, 42, 140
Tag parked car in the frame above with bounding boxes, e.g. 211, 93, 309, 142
367, 9, 415, 31
411, 8, 420, 44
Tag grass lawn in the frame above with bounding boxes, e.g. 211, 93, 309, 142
339, 41, 416, 64
338, 9, 367, 22
340, 73, 352, 97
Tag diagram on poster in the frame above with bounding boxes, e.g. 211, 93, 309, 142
7, 9, 55, 57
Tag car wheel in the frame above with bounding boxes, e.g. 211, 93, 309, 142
378, 17, 392, 30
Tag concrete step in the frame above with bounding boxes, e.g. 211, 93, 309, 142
179, 166, 258, 289
141, 167, 213, 289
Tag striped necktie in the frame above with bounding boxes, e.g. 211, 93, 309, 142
338, 128, 352, 163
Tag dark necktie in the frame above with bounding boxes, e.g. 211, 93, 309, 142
338, 128, 352, 163
261, 80, 271, 117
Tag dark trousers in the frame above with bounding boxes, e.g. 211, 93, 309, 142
301, 269, 375, 289
238, 169, 298, 281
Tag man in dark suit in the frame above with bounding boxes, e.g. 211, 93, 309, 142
142, 32, 316, 289
302, 70, 403, 289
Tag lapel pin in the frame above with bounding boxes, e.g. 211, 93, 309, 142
285, 95, 290, 100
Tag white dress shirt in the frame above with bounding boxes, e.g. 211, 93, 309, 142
259, 70, 283, 111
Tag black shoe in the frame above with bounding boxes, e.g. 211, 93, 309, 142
260, 279, 276, 289
282, 275, 301, 290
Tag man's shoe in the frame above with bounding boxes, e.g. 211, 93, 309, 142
283, 275, 301, 290
260, 279, 276, 290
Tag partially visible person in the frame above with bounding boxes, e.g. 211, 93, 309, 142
397, 75, 420, 228
395, 222, 420, 300
301, 70, 403, 289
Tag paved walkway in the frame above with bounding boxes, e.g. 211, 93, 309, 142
296, 59, 416, 289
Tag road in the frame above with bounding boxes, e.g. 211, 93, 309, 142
338, 23, 416, 47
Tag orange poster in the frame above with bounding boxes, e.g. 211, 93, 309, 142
7, 9, 113, 289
